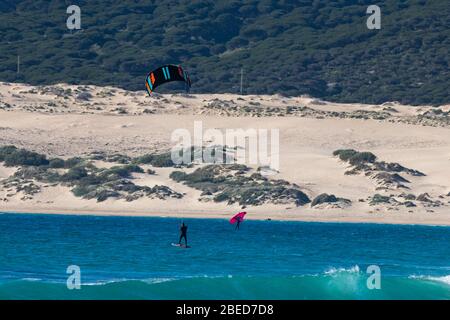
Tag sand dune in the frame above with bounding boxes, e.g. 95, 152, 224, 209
1, 82, 449, 225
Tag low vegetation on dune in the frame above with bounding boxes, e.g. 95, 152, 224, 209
89, 146, 233, 168
0, 145, 313, 207
202, 101, 395, 121
333, 149, 425, 190
2, 83, 450, 129
181, 98, 450, 128
0, 145, 50, 167
134, 152, 175, 167
311, 193, 351, 208
2, 145, 447, 212
368, 192, 444, 210
414, 109, 450, 127
170, 164, 310, 207
0, 145, 182, 202
333, 149, 447, 210
333, 149, 377, 166
89, 150, 176, 168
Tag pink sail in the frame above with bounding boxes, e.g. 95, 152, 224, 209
230, 211, 247, 224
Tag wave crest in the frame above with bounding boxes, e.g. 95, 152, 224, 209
324, 265, 361, 275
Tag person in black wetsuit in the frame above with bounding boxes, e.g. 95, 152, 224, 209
235, 216, 242, 230
178, 222, 188, 246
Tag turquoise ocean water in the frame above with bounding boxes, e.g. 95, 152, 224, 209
0, 213, 449, 299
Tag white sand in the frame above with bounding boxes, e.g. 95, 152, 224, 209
1, 82, 449, 225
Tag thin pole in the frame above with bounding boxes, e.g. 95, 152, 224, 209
17, 55, 20, 74
240, 68, 243, 95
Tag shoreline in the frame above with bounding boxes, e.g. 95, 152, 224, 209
2, 208, 449, 227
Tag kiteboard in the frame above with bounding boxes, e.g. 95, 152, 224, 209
171, 243, 191, 248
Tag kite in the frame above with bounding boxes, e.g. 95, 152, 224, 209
230, 211, 247, 224
145, 64, 191, 95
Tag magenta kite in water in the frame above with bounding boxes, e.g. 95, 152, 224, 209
230, 211, 247, 224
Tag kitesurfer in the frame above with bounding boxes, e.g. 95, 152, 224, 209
178, 222, 188, 246
230, 212, 246, 230
235, 216, 242, 230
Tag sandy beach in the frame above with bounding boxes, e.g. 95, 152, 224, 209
1, 82, 450, 225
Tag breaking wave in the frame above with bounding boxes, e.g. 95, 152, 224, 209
1, 268, 449, 300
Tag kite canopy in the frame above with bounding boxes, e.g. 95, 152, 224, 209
145, 64, 191, 94
230, 212, 247, 224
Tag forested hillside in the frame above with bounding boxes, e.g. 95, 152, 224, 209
0, 0, 448, 105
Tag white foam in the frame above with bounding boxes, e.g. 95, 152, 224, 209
143, 277, 176, 284
324, 265, 360, 275
21, 277, 41, 282
82, 278, 130, 286
409, 274, 450, 286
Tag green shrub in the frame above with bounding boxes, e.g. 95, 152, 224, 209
49, 158, 65, 168
100, 164, 144, 179
333, 149, 377, 165
62, 166, 88, 181
123, 164, 144, 173
72, 185, 95, 197
0, 145, 18, 161
182, 166, 217, 183
89, 152, 106, 161
64, 157, 83, 168
3, 149, 49, 167
348, 152, 377, 165
169, 171, 187, 182
107, 180, 142, 193
150, 153, 174, 167
370, 194, 391, 205
92, 189, 120, 202
311, 193, 338, 207
76, 174, 103, 187
107, 154, 131, 164
213, 192, 230, 202
333, 149, 357, 161
290, 189, 311, 206
134, 154, 153, 164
